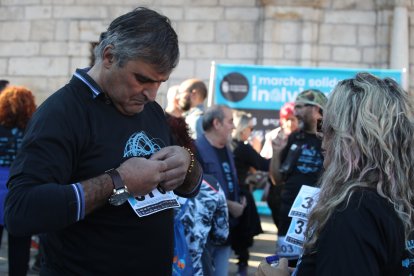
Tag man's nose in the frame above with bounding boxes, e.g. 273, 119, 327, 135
143, 82, 161, 101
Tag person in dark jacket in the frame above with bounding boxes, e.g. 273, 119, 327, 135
4, 8, 203, 275
195, 104, 246, 276
230, 111, 267, 276
0, 85, 36, 276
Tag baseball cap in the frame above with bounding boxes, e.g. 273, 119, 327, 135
279, 102, 295, 120
295, 89, 328, 110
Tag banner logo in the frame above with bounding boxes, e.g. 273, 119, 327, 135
220, 72, 249, 102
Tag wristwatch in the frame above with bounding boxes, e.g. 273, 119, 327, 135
106, 168, 130, 206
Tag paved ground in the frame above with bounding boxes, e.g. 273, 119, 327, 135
229, 215, 277, 276
0, 215, 277, 276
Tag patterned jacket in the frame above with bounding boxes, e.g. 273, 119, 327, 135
177, 174, 229, 275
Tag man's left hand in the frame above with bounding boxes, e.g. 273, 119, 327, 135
149, 146, 190, 191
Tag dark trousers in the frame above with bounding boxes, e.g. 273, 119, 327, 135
231, 188, 263, 266
8, 234, 31, 276
266, 184, 283, 228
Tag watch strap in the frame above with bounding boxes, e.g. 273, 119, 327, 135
105, 169, 124, 190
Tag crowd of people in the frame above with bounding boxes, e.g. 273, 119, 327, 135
0, 6, 413, 276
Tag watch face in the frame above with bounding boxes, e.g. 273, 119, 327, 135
109, 189, 130, 206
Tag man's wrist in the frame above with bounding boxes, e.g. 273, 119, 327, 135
105, 168, 130, 206
175, 161, 203, 198
182, 147, 195, 173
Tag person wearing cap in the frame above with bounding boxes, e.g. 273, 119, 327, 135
261, 102, 298, 160
269, 89, 327, 264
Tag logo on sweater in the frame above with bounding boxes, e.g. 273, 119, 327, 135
123, 131, 164, 158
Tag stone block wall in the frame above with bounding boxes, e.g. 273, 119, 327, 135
0, 0, 412, 106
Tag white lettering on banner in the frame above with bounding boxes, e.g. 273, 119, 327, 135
251, 86, 303, 102
253, 75, 306, 87
230, 84, 248, 93
308, 77, 339, 88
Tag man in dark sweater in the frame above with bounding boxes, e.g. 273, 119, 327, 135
270, 89, 327, 263
4, 7, 202, 275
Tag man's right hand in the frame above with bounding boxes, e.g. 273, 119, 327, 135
271, 130, 288, 152
227, 197, 247, 218
117, 157, 168, 196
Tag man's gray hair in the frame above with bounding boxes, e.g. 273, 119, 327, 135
94, 7, 179, 74
202, 105, 228, 131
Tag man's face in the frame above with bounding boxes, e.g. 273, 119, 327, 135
177, 88, 191, 112
216, 107, 235, 143
102, 58, 169, 116
294, 103, 318, 131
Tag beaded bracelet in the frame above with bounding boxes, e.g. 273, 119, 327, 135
183, 147, 195, 174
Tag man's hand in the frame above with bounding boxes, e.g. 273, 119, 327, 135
149, 146, 190, 191
117, 157, 168, 196
227, 196, 247, 218
271, 130, 288, 152
269, 130, 288, 185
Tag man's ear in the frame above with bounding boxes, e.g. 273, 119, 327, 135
102, 45, 115, 68
190, 89, 198, 99
314, 106, 323, 120
212, 118, 221, 129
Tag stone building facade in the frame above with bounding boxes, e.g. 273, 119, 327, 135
0, 0, 412, 106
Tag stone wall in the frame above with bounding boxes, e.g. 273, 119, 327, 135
0, 0, 412, 106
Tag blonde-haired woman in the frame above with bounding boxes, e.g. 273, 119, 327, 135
230, 111, 270, 275
257, 72, 414, 275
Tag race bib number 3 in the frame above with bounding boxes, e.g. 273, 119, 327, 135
288, 185, 320, 219
128, 186, 179, 217
285, 185, 320, 249
285, 217, 308, 247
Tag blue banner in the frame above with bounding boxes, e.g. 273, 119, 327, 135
214, 64, 402, 110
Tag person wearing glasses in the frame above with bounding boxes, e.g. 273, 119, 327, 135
270, 89, 327, 265
230, 110, 270, 275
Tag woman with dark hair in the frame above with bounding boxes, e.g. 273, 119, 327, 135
257, 73, 414, 275
0, 85, 36, 276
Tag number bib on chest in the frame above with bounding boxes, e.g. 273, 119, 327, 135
128, 186, 180, 217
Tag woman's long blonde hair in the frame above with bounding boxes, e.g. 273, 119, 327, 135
304, 72, 414, 252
